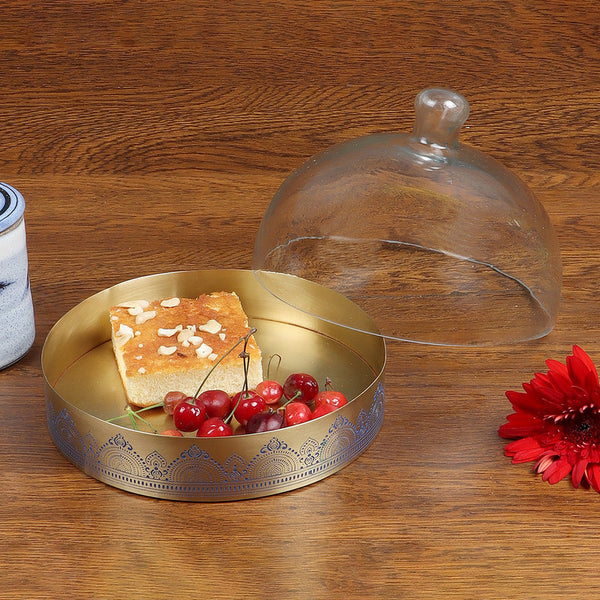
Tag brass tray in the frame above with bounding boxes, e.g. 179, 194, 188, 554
42, 270, 386, 501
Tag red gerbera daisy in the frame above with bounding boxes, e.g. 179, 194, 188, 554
499, 345, 600, 492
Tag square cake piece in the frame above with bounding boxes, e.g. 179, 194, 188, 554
110, 292, 263, 407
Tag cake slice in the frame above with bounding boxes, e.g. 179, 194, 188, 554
109, 292, 263, 408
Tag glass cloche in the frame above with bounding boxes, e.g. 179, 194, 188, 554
252, 88, 562, 346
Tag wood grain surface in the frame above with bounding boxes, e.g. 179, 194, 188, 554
2, 1, 600, 598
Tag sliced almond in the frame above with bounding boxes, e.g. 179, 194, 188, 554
158, 325, 183, 337
195, 343, 213, 359
115, 324, 134, 346
136, 310, 157, 325
197, 319, 222, 334
160, 297, 181, 308
117, 300, 150, 310
158, 345, 178, 356
177, 329, 194, 343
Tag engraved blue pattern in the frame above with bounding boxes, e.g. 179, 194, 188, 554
46, 383, 384, 500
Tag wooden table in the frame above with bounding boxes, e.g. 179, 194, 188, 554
2, 1, 600, 598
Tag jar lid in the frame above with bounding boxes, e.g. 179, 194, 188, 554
252, 88, 562, 346
0, 182, 25, 232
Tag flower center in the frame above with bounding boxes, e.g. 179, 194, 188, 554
559, 407, 600, 447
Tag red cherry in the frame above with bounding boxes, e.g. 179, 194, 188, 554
197, 417, 233, 437
283, 373, 319, 404
246, 410, 284, 433
232, 390, 267, 426
197, 389, 232, 419
163, 391, 189, 415
311, 403, 337, 419
161, 429, 184, 437
284, 401, 312, 426
255, 380, 284, 405
173, 400, 206, 432
314, 390, 348, 410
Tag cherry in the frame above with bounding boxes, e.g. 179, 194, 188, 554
311, 403, 337, 420
197, 389, 231, 419
246, 410, 284, 433
283, 373, 319, 404
284, 401, 312, 426
197, 417, 233, 437
173, 400, 206, 432
314, 390, 348, 410
255, 380, 284, 405
161, 429, 184, 437
232, 390, 267, 426
163, 391, 188, 415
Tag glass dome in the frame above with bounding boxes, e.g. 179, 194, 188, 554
252, 88, 562, 346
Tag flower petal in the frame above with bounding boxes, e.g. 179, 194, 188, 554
548, 374, 576, 399
567, 353, 597, 394
573, 346, 599, 383
535, 453, 557, 474
529, 379, 570, 410
498, 412, 545, 438
524, 380, 567, 414
506, 389, 553, 416
545, 358, 570, 381
541, 456, 571, 484
571, 458, 589, 488
504, 437, 547, 463
585, 463, 600, 492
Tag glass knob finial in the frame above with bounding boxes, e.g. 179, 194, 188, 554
412, 88, 470, 149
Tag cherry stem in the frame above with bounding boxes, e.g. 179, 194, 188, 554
128, 410, 137, 430
239, 329, 255, 398
278, 390, 302, 410
108, 406, 159, 433
324, 377, 333, 391
224, 328, 257, 424
266, 353, 282, 380
106, 401, 164, 423
126, 407, 159, 433
225, 388, 246, 424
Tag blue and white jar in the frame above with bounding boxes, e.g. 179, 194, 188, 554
0, 183, 35, 369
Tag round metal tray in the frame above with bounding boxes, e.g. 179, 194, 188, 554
42, 269, 386, 501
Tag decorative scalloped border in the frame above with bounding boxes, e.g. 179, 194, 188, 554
46, 383, 384, 500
